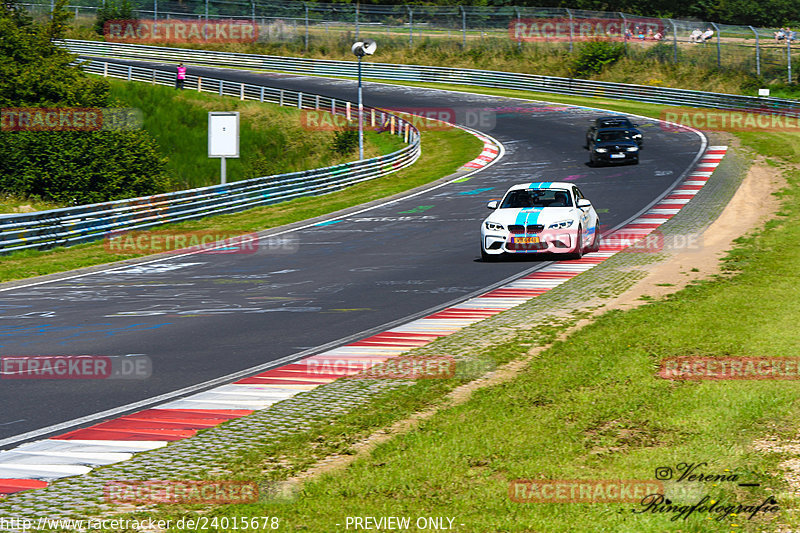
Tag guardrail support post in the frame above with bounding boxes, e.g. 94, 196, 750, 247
279, 89, 284, 106
304, 3, 309, 52
407, 7, 413, 46
127, 65, 132, 80
749, 26, 760, 77
566, 8, 573, 53
298, 92, 303, 109
346, 101, 351, 121
315, 94, 320, 109
710, 22, 721, 68
103, 62, 108, 77
620, 13, 627, 54
240, 83, 245, 100
219, 80, 223, 96
152, 70, 156, 84
371, 108, 375, 126
198, 77, 202, 92
670, 19, 678, 63
460, 6, 466, 48
260, 86, 264, 102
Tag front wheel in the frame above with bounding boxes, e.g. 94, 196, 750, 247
586, 224, 600, 253
568, 226, 584, 260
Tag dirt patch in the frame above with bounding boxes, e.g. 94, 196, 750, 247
609, 157, 784, 310
269, 156, 785, 498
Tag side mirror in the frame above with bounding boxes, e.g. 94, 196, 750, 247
577, 199, 592, 209
487, 200, 498, 210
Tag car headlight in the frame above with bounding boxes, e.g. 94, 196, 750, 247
594, 148, 608, 153
548, 220, 573, 229
626, 146, 639, 152
485, 221, 504, 231
632, 133, 642, 139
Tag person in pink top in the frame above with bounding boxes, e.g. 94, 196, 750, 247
176, 63, 186, 90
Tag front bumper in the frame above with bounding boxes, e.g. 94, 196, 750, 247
592, 150, 638, 164
482, 230, 578, 255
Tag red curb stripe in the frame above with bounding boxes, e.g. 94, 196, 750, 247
88, 418, 224, 431
129, 409, 252, 420
639, 213, 674, 219
235, 377, 333, 385
53, 428, 195, 441
522, 272, 581, 279
481, 288, 550, 298
0, 479, 49, 495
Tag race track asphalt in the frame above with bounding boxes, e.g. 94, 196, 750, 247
0, 61, 704, 447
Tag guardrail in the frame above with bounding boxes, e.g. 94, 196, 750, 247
0, 59, 420, 254
62, 39, 799, 115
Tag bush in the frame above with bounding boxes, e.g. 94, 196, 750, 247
643, 42, 677, 64
571, 39, 626, 77
332, 129, 359, 155
0, 129, 169, 204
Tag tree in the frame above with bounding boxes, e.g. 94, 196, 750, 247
0, 0, 110, 107
0, 0, 169, 204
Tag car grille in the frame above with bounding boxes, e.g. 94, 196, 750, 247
507, 241, 548, 251
508, 224, 544, 234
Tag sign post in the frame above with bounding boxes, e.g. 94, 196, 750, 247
208, 112, 240, 184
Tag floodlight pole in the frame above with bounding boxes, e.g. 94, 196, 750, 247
352, 40, 376, 161
358, 54, 364, 160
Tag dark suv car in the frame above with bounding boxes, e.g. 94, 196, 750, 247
588, 128, 640, 166
585, 116, 643, 148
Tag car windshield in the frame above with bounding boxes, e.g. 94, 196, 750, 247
598, 118, 632, 128
500, 189, 572, 208
597, 131, 632, 142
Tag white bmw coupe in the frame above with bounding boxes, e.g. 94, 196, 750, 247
481, 182, 600, 261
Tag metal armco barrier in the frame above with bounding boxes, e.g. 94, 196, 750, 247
0, 59, 420, 254
62, 39, 800, 115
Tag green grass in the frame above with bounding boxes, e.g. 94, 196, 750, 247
106, 78, 404, 191
93, 86, 800, 533
0, 193, 60, 214
0, 126, 481, 282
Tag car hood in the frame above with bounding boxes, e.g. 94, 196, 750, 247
484, 207, 577, 227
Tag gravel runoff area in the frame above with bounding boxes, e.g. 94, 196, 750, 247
0, 134, 745, 528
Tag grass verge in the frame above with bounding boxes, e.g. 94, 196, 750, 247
0, 125, 480, 283
100, 88, 800, 532
106, 78, 402, 191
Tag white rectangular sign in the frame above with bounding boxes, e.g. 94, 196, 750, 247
208, 111, 240, 158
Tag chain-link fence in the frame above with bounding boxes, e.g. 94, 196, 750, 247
21, 0, 799, 82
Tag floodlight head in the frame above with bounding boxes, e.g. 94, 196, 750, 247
362, 39, 377, 55
352, 39, 377, 57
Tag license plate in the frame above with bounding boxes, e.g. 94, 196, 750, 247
610, 153, 625, 159
512, 236, 540, 244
